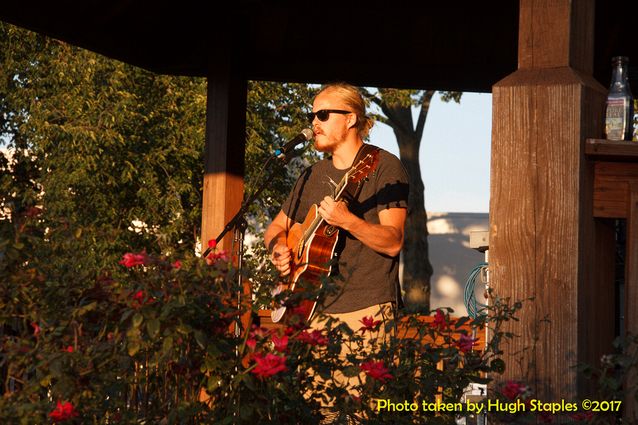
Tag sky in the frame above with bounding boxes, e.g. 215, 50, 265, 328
367, 92, 492, 213
1, 88, 493, 213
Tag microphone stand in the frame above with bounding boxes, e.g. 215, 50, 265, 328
202, 150, 296, 337
202, 145, 303, 422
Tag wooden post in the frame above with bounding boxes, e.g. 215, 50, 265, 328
198, 39, 251, 405
201, 47, 251, 322
201, 60, 246, 254
490, 0, 611, 401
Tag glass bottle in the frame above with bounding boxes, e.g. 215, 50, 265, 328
605, 56, 634, 141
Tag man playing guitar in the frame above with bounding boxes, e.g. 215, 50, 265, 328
265, 81, 409, 331
264, 82, 409, 420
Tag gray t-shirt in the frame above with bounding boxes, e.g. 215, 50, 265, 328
281, 146, 409, 313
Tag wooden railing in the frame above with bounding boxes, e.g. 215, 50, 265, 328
256, 309, 487, 351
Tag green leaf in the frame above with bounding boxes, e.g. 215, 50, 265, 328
454, 316, 471, 328
120, 309, 133, 324
194, 330, 206, 349
127, 340, 140, 356
132, 313, 143, 328
162, 335, 173, 354
146, 318, 160, 338
176, 323, 191, 335
75, 301, 97, 317
206, 375, 222, 392
490, 358, 506, 374
342, 365, 360, 378
39, 375, 52, 387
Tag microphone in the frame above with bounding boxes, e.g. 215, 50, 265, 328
275, 128, 314, 158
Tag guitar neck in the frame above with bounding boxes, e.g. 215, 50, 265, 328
300, 172, 350, 245
297, 150, 377, 247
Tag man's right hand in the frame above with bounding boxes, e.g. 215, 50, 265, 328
270, 243, 292, 276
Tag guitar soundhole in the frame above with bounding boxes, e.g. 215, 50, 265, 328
324, 225, 337, 237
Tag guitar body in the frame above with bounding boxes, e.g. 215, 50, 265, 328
271, 204, 339, 323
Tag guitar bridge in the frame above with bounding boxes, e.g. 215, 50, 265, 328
324, 225, 337, 237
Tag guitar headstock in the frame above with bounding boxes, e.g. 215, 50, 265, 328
346, 149, 380, 183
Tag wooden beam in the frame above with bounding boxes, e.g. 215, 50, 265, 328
491, 0, 609, 401
518, 0, 594, 73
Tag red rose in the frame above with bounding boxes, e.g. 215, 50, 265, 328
431, 309, 448, 331
360, 360, 393, 382
358, 315, 381, 334
296, 330, 328, 346
49, 401, 79, 422
501, 380, 528, 400
24, 206, 42, 217
118, 251, 149, 267
569, 411, 594, 422
246, 338, 257, 351
131, 290, 154, 308
271, 335, 289, 352
132, 290, 145, 303
251, 353, 288, 379
207, 249, 229, 263
457, 334, 478, 353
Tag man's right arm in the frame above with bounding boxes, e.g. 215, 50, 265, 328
264, 210, 293, 276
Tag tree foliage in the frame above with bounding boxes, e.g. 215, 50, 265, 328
1, 22, 207, 267
0, 23, 317, 266
244, 81, 319, 228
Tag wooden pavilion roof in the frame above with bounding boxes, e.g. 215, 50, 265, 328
2, 1, 633, 92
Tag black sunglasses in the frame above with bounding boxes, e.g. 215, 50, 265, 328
306, 109, 352, 123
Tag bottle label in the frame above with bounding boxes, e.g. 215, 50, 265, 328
605, 98, 630, 140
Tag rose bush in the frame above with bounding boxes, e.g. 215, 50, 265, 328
2, 209, 528, 424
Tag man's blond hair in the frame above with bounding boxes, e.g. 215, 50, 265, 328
317, 82, 374, 139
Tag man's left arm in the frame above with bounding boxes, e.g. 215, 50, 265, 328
317, 196, 406, 257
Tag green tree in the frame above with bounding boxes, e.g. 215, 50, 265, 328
364, 88, 462, 310
0, 22, 314, 266
244, 81, 318, 228
0, 23, 207, 267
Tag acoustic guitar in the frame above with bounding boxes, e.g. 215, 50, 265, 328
271, 147, 380, 323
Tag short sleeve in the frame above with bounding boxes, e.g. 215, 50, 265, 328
374, 151, 409, 212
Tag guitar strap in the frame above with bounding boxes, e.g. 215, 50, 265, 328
341, 143, 381, 203
344, 144, 405, 315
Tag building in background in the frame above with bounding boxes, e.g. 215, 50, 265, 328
426, 212, 489, 315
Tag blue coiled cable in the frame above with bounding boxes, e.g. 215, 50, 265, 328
464, 262, 488, 319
